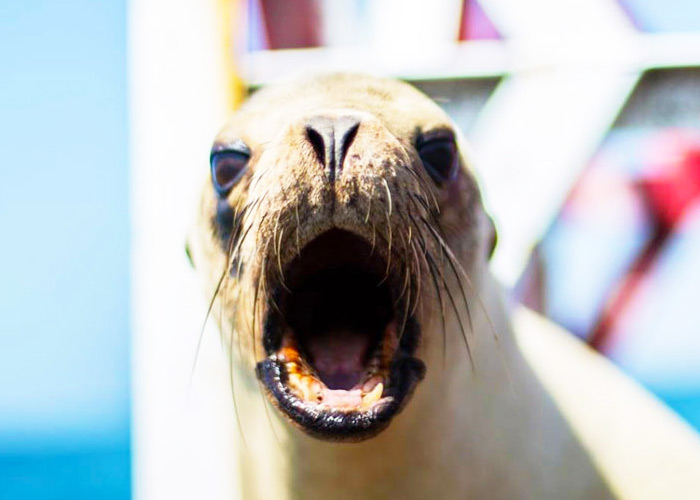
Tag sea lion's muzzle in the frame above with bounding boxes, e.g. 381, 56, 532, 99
204, 88, 470, 441
243, 111, 429, 440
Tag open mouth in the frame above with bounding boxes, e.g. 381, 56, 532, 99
256, 229, 426, 441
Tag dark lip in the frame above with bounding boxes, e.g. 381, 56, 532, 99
257, 313, 425, 441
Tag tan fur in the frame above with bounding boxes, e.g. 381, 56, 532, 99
189, 73, 700, 499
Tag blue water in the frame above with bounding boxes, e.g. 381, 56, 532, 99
664, 394, 700, 430
0, 448, 130, 500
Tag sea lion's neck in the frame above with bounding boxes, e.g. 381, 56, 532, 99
233, 274, 585, 499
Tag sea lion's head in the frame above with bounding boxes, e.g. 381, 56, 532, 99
191, 73, 495, 442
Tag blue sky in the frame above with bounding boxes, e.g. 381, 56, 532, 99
0, 0, 130, 496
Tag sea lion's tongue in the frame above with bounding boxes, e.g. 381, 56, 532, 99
304, 329, 370, 390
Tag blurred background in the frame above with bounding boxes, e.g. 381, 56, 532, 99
2, 0, 700, 498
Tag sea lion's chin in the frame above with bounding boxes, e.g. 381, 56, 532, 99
255, 228, 426, 442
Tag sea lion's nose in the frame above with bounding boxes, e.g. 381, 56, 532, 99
305, 115, 361, 184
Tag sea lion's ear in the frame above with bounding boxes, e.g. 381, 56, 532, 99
185, 240, 195, 268
486, 214, 497, 260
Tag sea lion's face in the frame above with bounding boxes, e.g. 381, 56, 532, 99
193, 74, 491, 441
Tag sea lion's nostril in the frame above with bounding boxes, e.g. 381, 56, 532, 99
305, 115, 361, 184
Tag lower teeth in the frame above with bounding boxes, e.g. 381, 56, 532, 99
286, 364, 386, 409
361, 383, 384, 406
279, 338, 389, 409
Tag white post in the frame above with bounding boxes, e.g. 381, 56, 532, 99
129, 1, 239, 498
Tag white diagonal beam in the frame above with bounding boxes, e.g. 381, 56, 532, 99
472, 0, 640, 286
471, 70, 639, 284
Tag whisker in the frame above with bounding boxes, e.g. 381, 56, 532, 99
276, 226, 291, 293
413, 208, 475, 371
190, 265, 227, 381
408, 210, 449, 367
383, 211, 392, 280
426, 250, 474, 372
397, 211, 422, 319
251, 247, 267, 346
294, 204, 301, 257
408, 237, 422, 318
398, 258, 413, 343
251, 309, 282, 447
381, 178, 393, 216
424, 249, 448, 367
421, 216, 474, 337
406, 167, 440, 214
365, 183, 374, 223
190, 204, 245, 381
229, 314, 250, 452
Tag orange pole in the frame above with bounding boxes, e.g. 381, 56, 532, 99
217, 0, 246, 111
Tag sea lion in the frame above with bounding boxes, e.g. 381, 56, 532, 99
188, 73, 700, 499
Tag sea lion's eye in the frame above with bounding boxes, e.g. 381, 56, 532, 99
417, 138, 459, 185
210, 144, 250, 197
